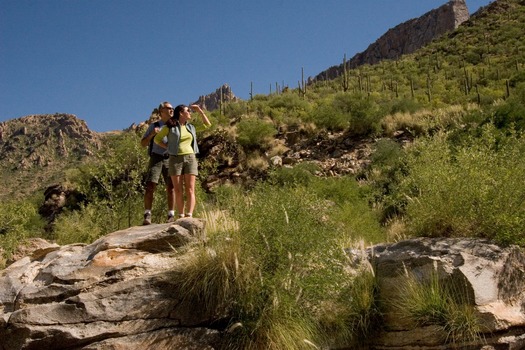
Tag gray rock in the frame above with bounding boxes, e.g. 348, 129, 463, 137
368, 237, 525, 349
0, 219, 219, 350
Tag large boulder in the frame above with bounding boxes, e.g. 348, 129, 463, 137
0, 219, 220, 350
368, 237, 525, 349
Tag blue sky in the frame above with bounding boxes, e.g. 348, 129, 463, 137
1, 0, 492, 132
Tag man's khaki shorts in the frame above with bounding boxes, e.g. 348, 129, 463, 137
146, 153, 171, 185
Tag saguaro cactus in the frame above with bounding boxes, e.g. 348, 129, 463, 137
342, 54, 349, 92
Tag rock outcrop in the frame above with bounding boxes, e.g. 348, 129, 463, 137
192, 84, 239, 112
2, 221, 525, 349
0, 114, 102, 200
313, 0, 470, 82
0, 218, 219, 350
367, 237, 525, 349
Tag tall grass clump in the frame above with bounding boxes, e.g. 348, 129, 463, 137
175, 183, 381, 349
392, 266, 482, 344
398, 124, 525, 246
309, 176, 387, 245
269, 165, 387, 244
51, 201, 136, 245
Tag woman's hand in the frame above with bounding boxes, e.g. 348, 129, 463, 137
189, 104, 203, 113
189, 104, 211, 127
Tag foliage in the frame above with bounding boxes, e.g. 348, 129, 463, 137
392, 267, 482, 344
0, 197, 45, 268
267, 161, 319, 187
59, 132, 150, 240
493, 83, 525, 130
177, 184, 382, 349
398, 124, 525, 245
360, 138, 407, 223
236, 115, 277, 151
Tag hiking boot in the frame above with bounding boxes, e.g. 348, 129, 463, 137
167, 214, 175, 223
143, 212, 152, 225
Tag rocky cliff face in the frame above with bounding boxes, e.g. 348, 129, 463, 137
0, 114, 102, 199
192, 83, 239, 111
313, 0, 470, 82
0, 114, 100, 168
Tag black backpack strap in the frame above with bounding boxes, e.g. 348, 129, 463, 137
148, 121, 161, 156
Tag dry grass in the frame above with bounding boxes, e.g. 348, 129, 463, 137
381, 104, 481, 137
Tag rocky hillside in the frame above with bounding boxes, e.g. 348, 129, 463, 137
312, 0, 470, 82
0, 114, 102, 199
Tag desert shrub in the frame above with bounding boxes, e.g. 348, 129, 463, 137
307, 99, 349, 132
493, 83, 525, 130
399, 124, 525, 245
0, 198, 45, 268
268, 162, 319, 187
309, 176, 386, 244
177, 183, 381, 349
52, 203, 107, 245
509, 71, 525, 88
269, 166, 386, 244
236, 116, 277, 151
223, 100, 249, 120
361, 139, 408, 223
389, 97, 423, 114
57, 132, 151, 236
334, 92, 383, 137
268, 92, 311, 111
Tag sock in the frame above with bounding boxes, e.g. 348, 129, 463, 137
144, 210, 151, 215
168, 210, 175, 216
178, 214, 185, 218
185, 213, 193, 218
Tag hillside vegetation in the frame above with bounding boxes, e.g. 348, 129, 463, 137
2, 0, 525, 348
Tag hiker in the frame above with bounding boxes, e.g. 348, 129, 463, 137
154, 104, 211, 218
140, 101, 176, 225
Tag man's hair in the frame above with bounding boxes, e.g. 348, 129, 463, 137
158, 101, 171, 110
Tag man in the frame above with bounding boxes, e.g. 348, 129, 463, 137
140, 101, 175, 225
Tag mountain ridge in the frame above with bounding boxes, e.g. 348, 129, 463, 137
312, 0, 471, 82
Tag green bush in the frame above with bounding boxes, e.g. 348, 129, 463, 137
52, 204, 107, 245
223, 100, 248, 120
236, 116, 277, 151
0, 198, 45, 267
308, 100, 349, 132
333, 92, 383, 136
361, 139, 408, 223
177, 183, 381, 349
493, 83, 525, 130
62, 132, 149, 233
310, 176, 386, 244
399, 124, 525, 245
268, 162, 319, 187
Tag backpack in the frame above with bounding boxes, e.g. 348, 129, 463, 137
148, 121, 161, 156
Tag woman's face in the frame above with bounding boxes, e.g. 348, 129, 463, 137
179, 106, 192, 121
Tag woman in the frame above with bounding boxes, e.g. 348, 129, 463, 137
154, 104, 211, 218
